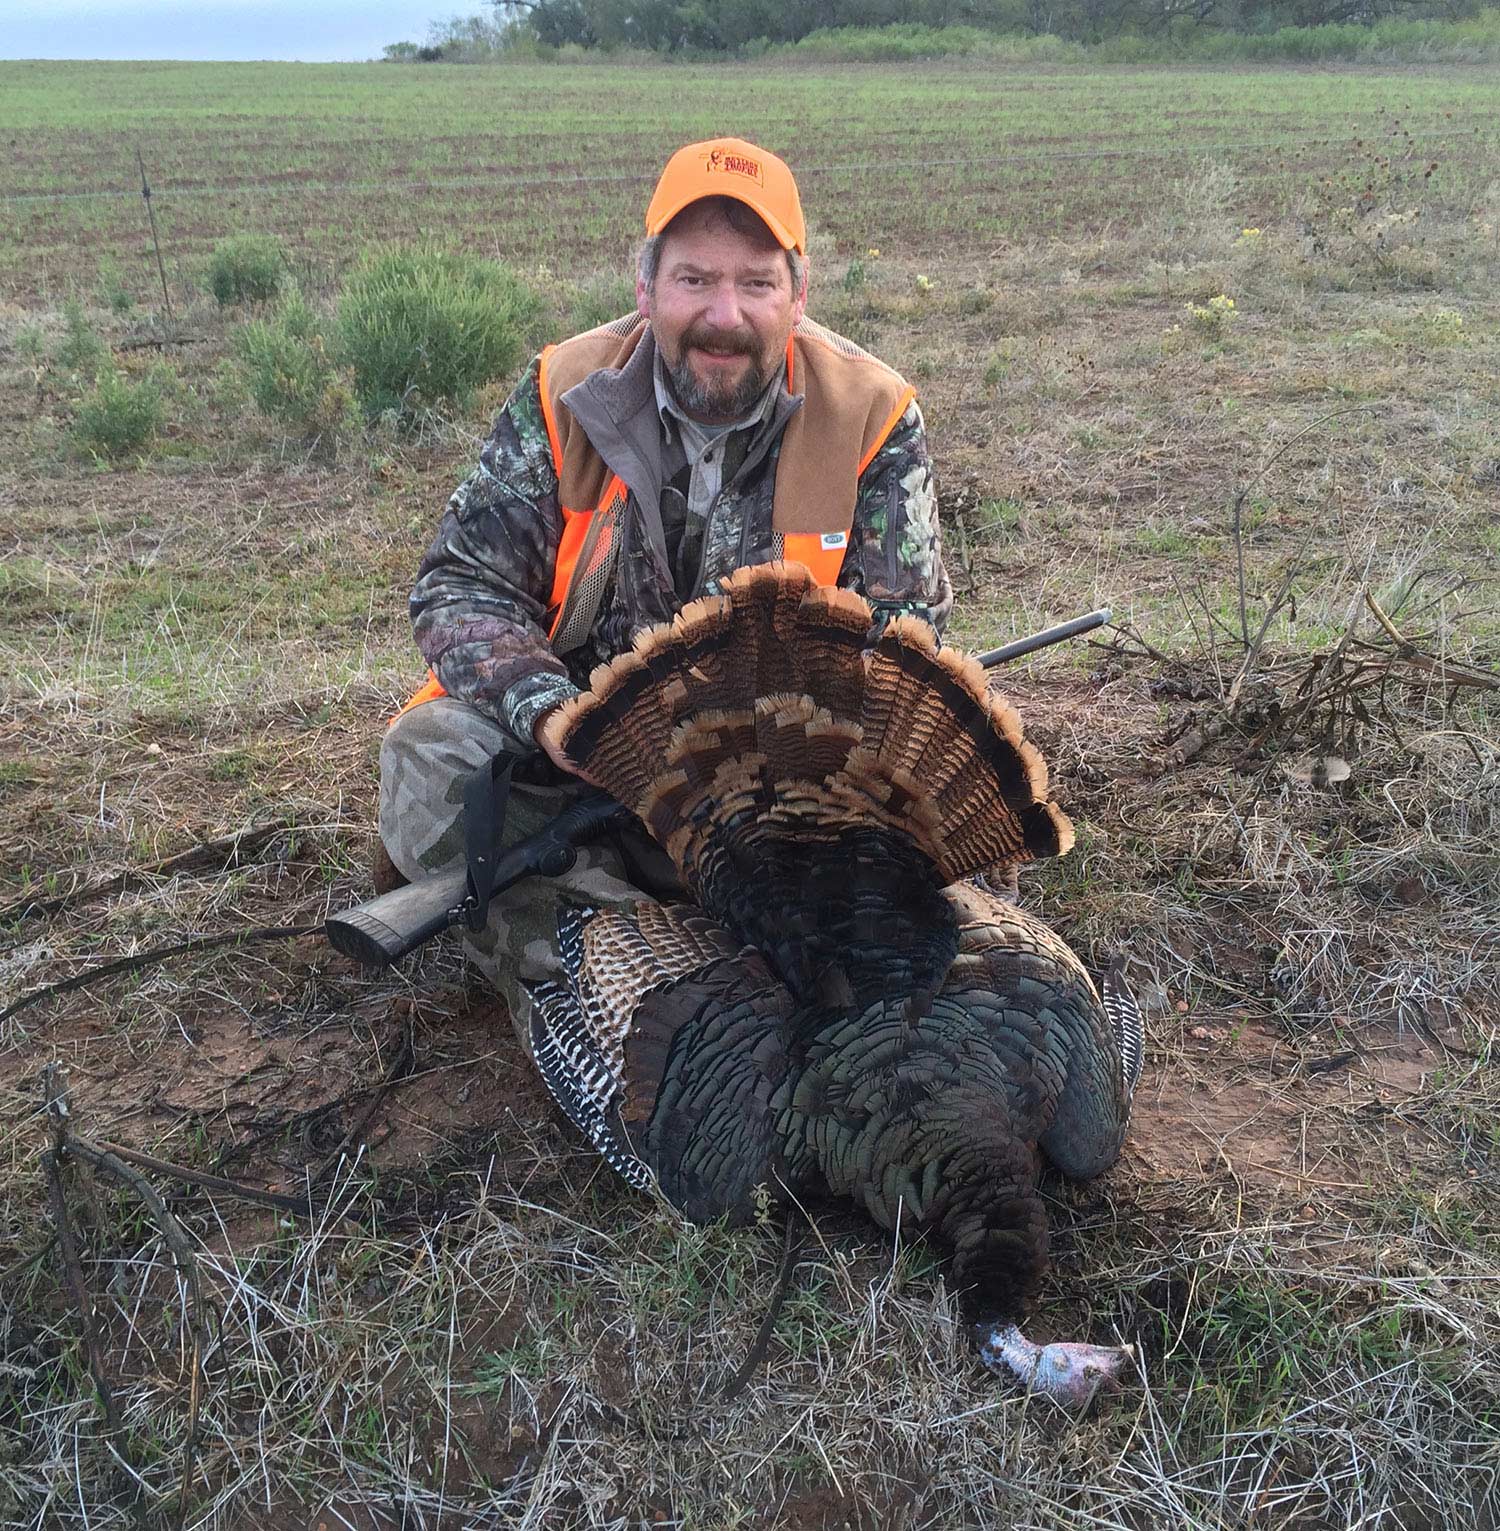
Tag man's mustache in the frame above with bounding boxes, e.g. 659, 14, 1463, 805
681, 326, 758, 357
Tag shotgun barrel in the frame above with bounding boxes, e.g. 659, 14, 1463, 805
975, 607, 1112, 669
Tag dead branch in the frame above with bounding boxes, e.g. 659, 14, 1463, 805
58, 1134, 213, 1525
42, 1066, 147, 1524
90, 1138, 372, 1224
0, 922, 325, 1027
0, 1235, 58, 1285
1363, 588, 1499, 692
115, 333, 207, 352
0, 819, 346, 926
307, 1019, 416, 1187
1225, 519, 1322, 715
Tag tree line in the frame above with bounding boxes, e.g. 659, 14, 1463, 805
382, 0, 1490, 57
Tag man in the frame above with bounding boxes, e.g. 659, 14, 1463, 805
379, 136, 952, 1044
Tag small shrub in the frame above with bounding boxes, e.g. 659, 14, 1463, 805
55, 298, 107, 377
1376, 245, 1441, 289
14, 322, 47, 388
231, 291, 356, 449
1418, 308, 1467, 347
335, 248, 544, 419
207, 234, 287, 307
1186, 293, 1237, 340
96, 255, 135, 315
71, 365, 167, 459
1174, 158, 1241, 245
814, 295, 880, 354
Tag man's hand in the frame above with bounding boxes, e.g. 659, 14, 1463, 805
534, 705, 592, 783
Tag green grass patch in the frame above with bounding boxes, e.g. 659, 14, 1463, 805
70, 366, 170, 460
5, 60, 1499, 300
206, 232, 289, 307
231, 289, 357, 449
335, 248, 544, 419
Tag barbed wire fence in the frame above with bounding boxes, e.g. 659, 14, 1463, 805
3, 123, 1490, 320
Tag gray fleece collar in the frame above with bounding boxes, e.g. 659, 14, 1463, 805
560, 325, 803, 579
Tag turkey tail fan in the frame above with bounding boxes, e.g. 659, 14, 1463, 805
555, 563, 819, 777
549, 562, 1074, 890
791, 583, 871, 717
857, 619, 1072, 879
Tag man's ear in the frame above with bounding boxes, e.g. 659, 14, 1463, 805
792, 259, 810, 325
636, 273, 652, 319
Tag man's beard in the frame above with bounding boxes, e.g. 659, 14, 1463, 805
665, 326, 773, 422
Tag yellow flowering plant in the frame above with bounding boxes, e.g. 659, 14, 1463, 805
1187, 293, 1237, 340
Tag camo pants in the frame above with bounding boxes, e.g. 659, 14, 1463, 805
377, 696, 678, 1053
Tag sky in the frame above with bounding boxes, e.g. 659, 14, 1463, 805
1, 0, 437, 62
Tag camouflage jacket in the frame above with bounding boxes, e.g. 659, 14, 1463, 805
410, 321, 952, 748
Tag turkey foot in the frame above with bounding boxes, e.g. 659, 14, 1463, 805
978, 1323, 1134, 1409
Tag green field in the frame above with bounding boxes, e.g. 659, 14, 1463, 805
2, 57, 1499, 1531
4, 58, 1499, 297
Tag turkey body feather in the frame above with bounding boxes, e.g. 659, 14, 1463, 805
531, 564, 1142, 1406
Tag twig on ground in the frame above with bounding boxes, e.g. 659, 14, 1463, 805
58, 1136, 213, 1526
0, 922, 325, 1027
1363, 587, 1499, 692
1225, 519, 1322, 714
115, 333, 207, 352
210, 1024, 422, 1171
0, 1235, 59, 1286
93, 1138, 376, 1225
722, 1209, 810, 1403
307, 1019, 416, 1187
0, 819, 344, 926
42, 1066, 146, 1523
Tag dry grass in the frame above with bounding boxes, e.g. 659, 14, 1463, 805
4, 69, 1500, 1531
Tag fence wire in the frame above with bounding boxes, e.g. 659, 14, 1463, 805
0, 128, 1478, 205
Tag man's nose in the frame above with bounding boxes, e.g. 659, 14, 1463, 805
704, 280, 743, 330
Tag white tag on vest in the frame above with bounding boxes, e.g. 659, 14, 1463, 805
820, 531, 848, 550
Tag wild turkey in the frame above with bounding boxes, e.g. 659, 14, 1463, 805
531, 563, 1143, 1407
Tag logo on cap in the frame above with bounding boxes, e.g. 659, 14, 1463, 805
704, 147, 764, 185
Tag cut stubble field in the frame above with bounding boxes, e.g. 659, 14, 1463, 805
2, 57, 1499, 1531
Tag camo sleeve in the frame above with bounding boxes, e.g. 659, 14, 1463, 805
409, 357, 582, 746
841, 399, 954, 633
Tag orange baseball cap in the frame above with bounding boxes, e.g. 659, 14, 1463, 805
644, 137, 806, 256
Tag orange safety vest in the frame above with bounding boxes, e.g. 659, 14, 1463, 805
395, 314, 916, 720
